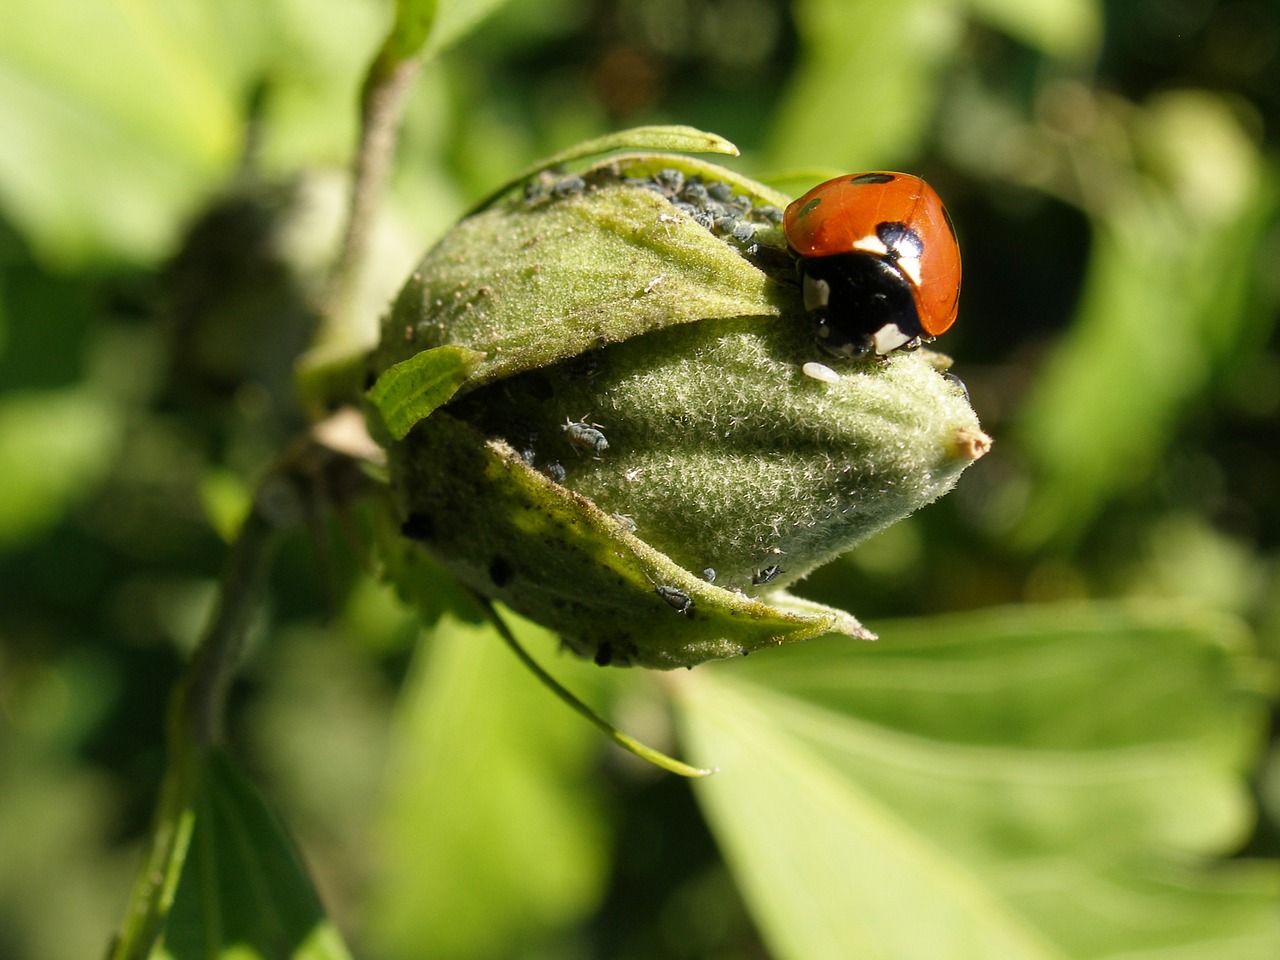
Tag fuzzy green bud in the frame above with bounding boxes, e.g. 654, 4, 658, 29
367, 131, 988, 668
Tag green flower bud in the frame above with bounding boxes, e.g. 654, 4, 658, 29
367, 133, 988, 669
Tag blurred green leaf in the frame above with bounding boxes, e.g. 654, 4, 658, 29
676, 602, 1280, 960
961, 0, 1101, 60
366, 344, 485, 440
382, 0, 514, 63
0, 0, 256, 264
767, 0, 963, 171
0, 0, 386, 267
367, 614, 611, 960
155, 749, 351, 960
1013, 96, 1278, 547
0, 388, 121, 546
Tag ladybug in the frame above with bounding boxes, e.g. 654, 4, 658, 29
784, 172, 960, 358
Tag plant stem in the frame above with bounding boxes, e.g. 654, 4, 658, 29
109, 485, 284, 960
478, 597, 715, 778
178, 499, 281, 746
322, 52, 422, 355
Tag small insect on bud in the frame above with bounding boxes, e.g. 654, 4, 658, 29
563, 418, 609, 457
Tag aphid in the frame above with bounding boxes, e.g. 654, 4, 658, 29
655, 168, 685, 195
752, 564, 782, 586
680, 181, 710, 207
544, 461, 566, 483
701, 568, 717, 583
563, 418, 609, 457
552, 175, 587, 199
707, 180, 734, 202
655, 585, 694, 616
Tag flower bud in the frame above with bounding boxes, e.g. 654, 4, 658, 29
367, 138, 988, 668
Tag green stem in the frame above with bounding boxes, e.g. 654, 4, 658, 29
478, 598, 716, 778
109, 487, 285, 960
178, 501, 281, 747
322, 51, 422, 356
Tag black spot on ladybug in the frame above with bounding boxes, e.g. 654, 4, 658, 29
489, 556, 513, 588
850, 173, 895, 185
796, 197, 822, 220
400, 513, 433, 541
876, 221, 924, 262
594, 642, 614, 666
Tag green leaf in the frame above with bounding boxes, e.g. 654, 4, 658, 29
675, 602, 1280, 960
0, 388, 122, 546
381, 0, 513, 64
0, 0, 251, 265
766, 0, 963, 170
372, 155, 783, 399
366, 344, 485, 441
367, 614, 611, 960
155, 749, 352, 960
468, 125, 741, 212
0, 0, 388, 267
388, 413, 873, 669
1013, 98, 1278, 547
961, 0, 1101, 60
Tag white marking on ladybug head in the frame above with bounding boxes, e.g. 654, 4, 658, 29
802, 274, 831, 311
871, 323, 912, 355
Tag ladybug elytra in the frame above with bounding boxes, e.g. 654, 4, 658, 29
783, 172, 961, 358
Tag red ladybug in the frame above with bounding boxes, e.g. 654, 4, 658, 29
784, 172, 960, 358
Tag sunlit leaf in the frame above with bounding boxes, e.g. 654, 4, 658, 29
366, 344, 485, 440
0, 388, 121, 546
468, 125, 740, 212
1013, 97, 1277, 547
367, 614, 612, 960
962, 0, 1101, 60
767, 0, 963, 170
0, 0, 387, 267
0, 0, 253, 264
382, 0, 515, 63
155, 750, 352, 960
676, 602, 1280, 960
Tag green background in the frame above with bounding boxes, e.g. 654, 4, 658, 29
1, 1, 1278, 958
